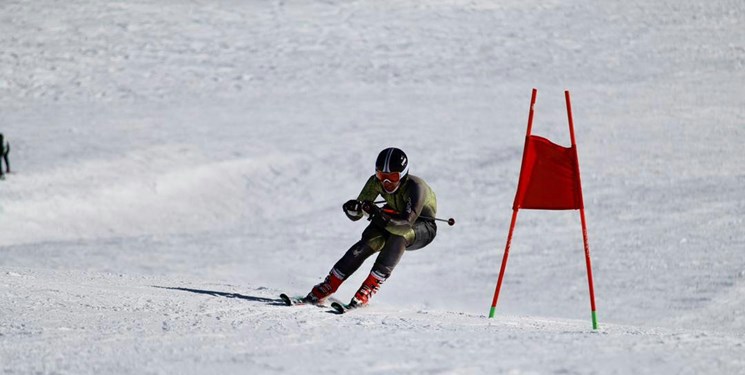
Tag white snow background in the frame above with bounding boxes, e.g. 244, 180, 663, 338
1, 0, 744, 374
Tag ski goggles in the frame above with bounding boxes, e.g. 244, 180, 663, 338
376, 170, 401, 183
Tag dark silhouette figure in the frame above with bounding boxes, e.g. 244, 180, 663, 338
0, 133, 9, 179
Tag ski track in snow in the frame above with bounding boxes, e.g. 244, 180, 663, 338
1, 0, 744, 373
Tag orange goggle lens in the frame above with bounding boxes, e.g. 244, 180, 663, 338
376, 170, 401, 183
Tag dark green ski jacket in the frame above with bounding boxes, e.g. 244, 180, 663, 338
353, 174, 437, 242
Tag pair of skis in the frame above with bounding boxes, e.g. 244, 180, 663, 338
279, 293, 361, 314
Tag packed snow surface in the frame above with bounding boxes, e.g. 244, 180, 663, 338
1, 0, 744, 373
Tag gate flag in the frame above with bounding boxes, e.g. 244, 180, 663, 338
514, 135, 583, 210
489, 89, 598, 330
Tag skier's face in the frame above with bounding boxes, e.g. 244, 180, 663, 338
376, 170, 401, 193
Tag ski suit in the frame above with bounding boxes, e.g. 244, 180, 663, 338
333, 174, 437, 280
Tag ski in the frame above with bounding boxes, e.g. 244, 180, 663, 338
279, 293, 307, 306
330, 301, 365, 314
279, 293, 341, 308
330, 301, 348, 314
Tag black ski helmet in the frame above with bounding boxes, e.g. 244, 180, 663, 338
375, 147, 409, 193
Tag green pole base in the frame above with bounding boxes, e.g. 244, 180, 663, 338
591, 310, 598, 330
489, 306, 496, 318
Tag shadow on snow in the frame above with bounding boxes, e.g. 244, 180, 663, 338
152, 286, 285, 305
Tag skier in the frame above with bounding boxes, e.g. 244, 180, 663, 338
304, 147, 438, 309
0, 133, 9, 180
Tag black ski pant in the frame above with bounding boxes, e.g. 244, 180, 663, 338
333, 219, 437, 280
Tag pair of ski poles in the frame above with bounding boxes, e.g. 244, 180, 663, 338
373, 200, 456, 226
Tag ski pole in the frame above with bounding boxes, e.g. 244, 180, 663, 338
374, 201, 455, 226
421, 216, 456, 226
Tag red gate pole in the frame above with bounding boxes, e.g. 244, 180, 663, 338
565, 90, 598, 329
489, 88, 537, 318
489, 209, 518, 318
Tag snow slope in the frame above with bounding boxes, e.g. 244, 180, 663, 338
1, 0, 744, 373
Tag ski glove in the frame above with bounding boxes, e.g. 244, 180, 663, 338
343, 199, 363, 221
361, 201, 391, 229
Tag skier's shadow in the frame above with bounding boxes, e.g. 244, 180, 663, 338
153, 286, 286, 306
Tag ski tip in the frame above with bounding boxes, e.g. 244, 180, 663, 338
330, 301, 347, 314
279, 293, 293, 306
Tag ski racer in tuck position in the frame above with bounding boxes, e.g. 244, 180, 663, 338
303, 147, 439, 310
